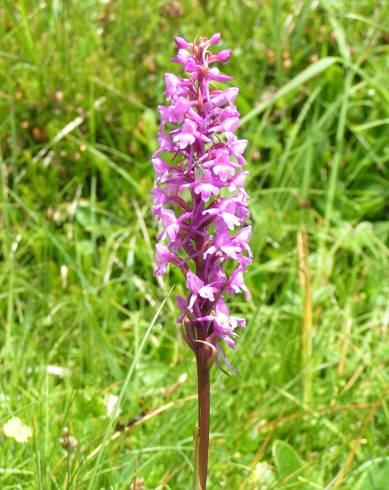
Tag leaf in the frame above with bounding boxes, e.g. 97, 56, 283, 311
349, 458, 389, 490
272, 440, 320, 488
273, 440, 306, 481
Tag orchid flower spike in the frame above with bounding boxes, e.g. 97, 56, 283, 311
152, 33, 252, 369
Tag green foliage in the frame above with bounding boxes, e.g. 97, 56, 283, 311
0, 0, 388, 488
349, 458, 389, 490
273, 440, 321, 488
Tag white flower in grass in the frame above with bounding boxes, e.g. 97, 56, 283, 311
60, 265, 68, 289
255, 461, 272, 476
104, 394, 120, 418
250, 462, 275, 487
3, 417, 33, 443
47, 365, 70, 377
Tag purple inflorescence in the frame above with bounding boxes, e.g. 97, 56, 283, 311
152, 33, 252, 361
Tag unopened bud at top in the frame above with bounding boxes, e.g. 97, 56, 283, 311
209, 32, 221, 45
175, 36, 190, 49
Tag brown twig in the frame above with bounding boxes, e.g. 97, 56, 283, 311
238, 430, 274, 490
85, 394, 196, 462
331, 390, 386, 488
297, 229, 313, 406
158, 463, 186, 489
254, 401, 379, 431
337, 313, 352, 375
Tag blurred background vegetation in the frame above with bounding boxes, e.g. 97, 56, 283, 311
0, 0, 388, 488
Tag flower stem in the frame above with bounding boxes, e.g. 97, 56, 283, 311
195, 346, 211, 489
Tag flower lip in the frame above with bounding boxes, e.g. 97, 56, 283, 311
209, 33, 221, 45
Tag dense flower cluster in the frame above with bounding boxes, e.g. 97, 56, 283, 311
152, 33, 252, 361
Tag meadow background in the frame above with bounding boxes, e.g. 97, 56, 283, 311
1, 0, 388, 488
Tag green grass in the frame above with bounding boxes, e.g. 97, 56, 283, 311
1, 0, 389, 488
